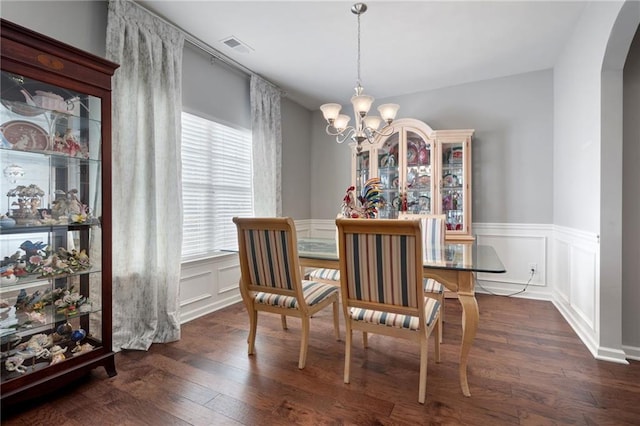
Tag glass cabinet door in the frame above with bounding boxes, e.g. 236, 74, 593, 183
0, 70, 103, 385
440, 140, 466, 233
354, 149, 370, 197
405, 130, 434, 214
377, 132, 400, 218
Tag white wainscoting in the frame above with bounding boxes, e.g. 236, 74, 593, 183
177, 220, 314, 324
179, 253, 242, 324
473, 223, 552, 299
177, 219, 636, 362
550, 225, 618, 362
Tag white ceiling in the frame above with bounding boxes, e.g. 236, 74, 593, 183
137, 1, 587, 110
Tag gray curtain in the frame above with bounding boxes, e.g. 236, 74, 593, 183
250, 75, 282, 217
106, 0, 184, 351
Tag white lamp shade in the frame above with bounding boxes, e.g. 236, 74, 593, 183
363, 115, 382, 131
320, 103, 342, 122
378, 103, 400, 122
351, 94, 374, 115
333, 114, 351, 131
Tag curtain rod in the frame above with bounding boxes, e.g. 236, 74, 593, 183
134, 1, 283, 92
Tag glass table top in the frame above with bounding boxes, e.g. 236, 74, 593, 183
297, 237, 506, 273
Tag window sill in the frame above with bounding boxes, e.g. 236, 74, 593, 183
181, 250, 237, 266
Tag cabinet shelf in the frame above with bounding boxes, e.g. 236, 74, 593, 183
1, 335, 103, 384
1, 266, 102, 289
0, 99, 101, 126
1, 304, 103, 342
1, 223, 98, 234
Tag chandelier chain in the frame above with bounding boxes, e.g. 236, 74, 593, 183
356, 11, 361, 89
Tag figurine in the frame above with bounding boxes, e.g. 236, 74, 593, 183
340, 178, 383, 218
5, 355, 26, 373
49, 345, 67, 365
72, 342, 94, 356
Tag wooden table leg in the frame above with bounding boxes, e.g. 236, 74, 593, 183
457, 271, 479, 397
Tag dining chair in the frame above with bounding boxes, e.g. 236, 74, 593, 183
304, 213, 343, 286
398, 212, 447, 343
305, 267, 341, 285
233, 217, 340, 369
336, 218, 441, 404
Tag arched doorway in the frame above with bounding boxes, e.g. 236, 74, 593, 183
601, 0, 640, 361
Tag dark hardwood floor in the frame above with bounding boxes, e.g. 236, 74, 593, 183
3, 294, 639, 425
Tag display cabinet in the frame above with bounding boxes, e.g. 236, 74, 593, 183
0, 19, 118, 405
350, 118, 474, 240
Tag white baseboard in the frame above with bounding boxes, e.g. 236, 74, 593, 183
622, 345, 640, 361
180, 294, 242, 324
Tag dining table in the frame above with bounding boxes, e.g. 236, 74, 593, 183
296, 236, 506, 397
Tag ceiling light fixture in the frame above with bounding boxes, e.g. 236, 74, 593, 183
320, 3, 399, 153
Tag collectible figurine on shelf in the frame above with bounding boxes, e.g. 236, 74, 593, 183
51, 129, 89, 159
400, 188, 408, 212
19, 240, 47, 258
0, 265, 18, 284
49, 345, 67, 365
50, 189, 92, 223
72, 342, 94, 356
6, 184, 45, 225
340, 177, 383, 218
5, 355, 26, 373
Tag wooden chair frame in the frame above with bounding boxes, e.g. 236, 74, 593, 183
234, 217, 340, 369
336, 218, 441, 404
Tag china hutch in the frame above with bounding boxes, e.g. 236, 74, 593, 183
352, 118, 475, 240
0, 19, 118, 405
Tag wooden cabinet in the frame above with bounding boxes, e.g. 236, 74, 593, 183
0, 19, 118, 405
351, 118, 474, 240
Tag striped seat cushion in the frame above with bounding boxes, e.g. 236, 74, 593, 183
349, 297, 440, 330
307, 268, 340, 282
424, 278, 444, 294
255, 280, 338, 309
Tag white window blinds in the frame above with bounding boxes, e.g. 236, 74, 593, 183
181, 111, 253, 260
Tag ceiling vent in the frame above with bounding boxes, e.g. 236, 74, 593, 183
220, 36, 253, 54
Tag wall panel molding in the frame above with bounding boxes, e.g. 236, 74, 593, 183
179, 253, 241, 324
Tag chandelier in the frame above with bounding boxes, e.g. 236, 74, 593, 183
320, 3, 399, 153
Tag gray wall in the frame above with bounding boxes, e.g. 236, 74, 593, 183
623, 25, 640, 349
1, 1, 108, 57
182, 43, 250, 129
310, 111, 353, 218
281, 98, 312, 219
311, 69, 554, 224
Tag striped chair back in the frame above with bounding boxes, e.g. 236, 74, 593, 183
234, 217, 301, 297
336, 218, 424, 313
398, 213, 445, 263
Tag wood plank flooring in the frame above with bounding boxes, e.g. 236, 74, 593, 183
3, 294, 640, 425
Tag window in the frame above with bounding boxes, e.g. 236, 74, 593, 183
181, 111, 253, 260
